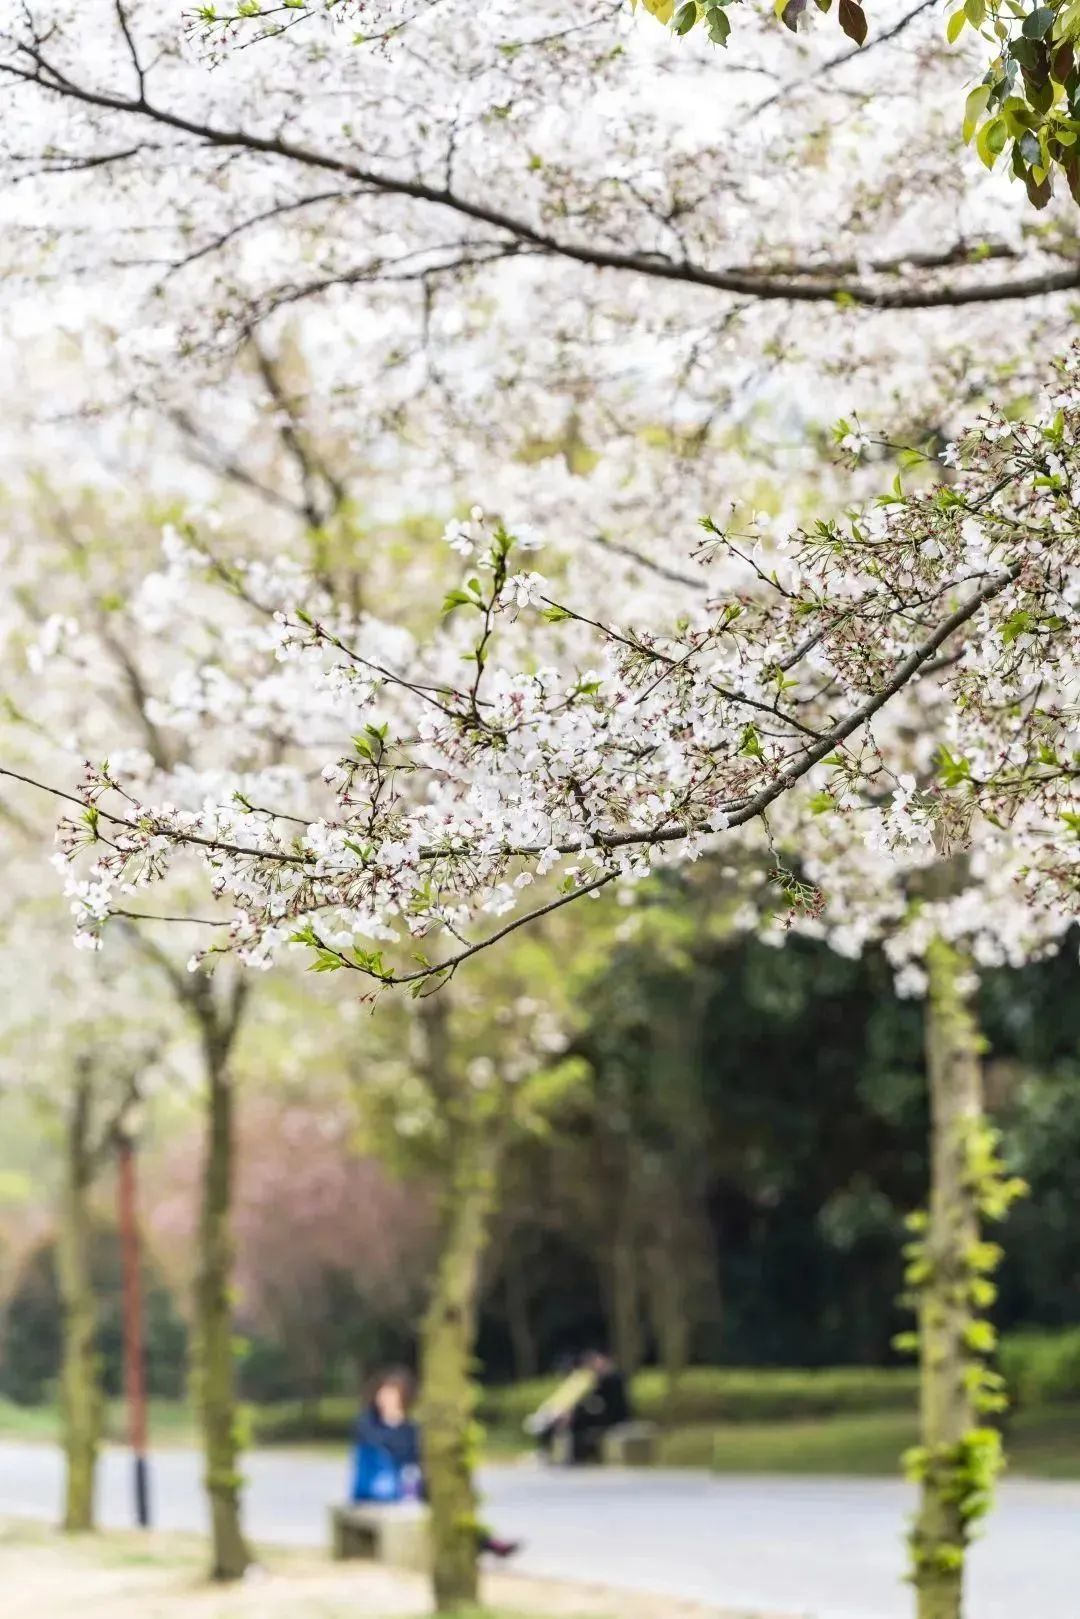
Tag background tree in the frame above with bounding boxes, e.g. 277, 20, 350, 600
0, 907, 175, 1532
349, 952, 585, 1610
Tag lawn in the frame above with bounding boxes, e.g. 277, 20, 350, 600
4, 1388, 1080, 1480
660, 1404, 1080, 1478
0, 1396, 198, 1446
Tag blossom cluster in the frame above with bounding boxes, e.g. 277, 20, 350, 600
42, 358, 1080, 987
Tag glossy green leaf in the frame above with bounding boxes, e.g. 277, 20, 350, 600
976, 114, 1008, 165
963, 82, 992, 139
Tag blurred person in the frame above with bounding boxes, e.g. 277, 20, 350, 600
568, 1350, 631, 1462
525, 1350, 632, 1464
351, 1367, 520, 1558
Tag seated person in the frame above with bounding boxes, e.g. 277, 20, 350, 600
524, 1362, 597, 1460
568, 1351, 631, 1463
351, 1367, 520, 1557
525, 1351, 631, 1464
351, 1368, 424, 1502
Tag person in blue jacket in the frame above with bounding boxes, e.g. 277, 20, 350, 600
351, 1367, 520, 1557
351, 1368, 424, 1502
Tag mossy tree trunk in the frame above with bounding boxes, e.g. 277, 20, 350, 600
191, 979, 252, 1582
56, 1063, 102, 1534
912, 937, 983, 1619
416, 996, 502, 1613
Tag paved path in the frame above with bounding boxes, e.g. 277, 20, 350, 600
0, 1442, 1075, 1619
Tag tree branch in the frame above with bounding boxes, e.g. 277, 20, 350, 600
747, 0, 938, 121
3, 41, 1079, 311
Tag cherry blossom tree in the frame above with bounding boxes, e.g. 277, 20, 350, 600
745, 386, 1080, 1619
10, 351, 1073, 1613
3, 11, 1080, 1614
0, 477, 263, 1575
28, 353, 1076, 983
768, 848, 1063, 1619
0, 882, 177, 1533
3, 0, 1080, 477
304, 947, 582, 1607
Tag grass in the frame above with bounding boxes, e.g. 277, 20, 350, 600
479, 1365, 920, 1430
5, 1386, 1080, 1481
657, 1403, 1080, 1478
0, 1396, 198, 1446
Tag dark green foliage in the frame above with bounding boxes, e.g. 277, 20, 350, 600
494, 878, 1080, 1381
1, 1226, 186, 1406
480, 1363, 919, 1431
999, 1327, 1080, 1405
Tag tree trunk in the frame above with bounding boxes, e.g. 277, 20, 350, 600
608, 1201, 645, 1376
416, 992, 501, 1613
646, 1207, 691, 1393
194, 1056, 251, 1581
504, 1236, 539, 1382
56, 1069, 102, 1534
420, 1114, 500, 1610
912, 937, 983, 1619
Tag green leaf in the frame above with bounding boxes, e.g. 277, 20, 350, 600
1019, 128, 1042, 163
947, 7, 968, 40
964, 0, 986, 24
739, 722, 764, 759
937, 746, 972, 787
309, 950, 345, 973
706, 5, 732, 41
674, 1, 698, 32
964, 83, 994, 141
1008, 34, 1041, 64
975, 115, 1008, 166
1001, 607, 1033, 642
1022, 4, 1055, 37
442, 588, 482, 613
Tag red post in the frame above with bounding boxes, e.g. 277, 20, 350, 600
117, 1132, 151, 1527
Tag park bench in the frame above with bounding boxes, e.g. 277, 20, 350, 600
329, 1502, 431, 1571
601, 1420, 659, 1466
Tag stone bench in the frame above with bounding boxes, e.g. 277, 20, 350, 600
329, 1502, 431, 1571
601, 1420, 660, 1466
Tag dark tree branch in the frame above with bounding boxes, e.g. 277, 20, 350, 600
113, 0, 145, 103
3, 39, 1079, 310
